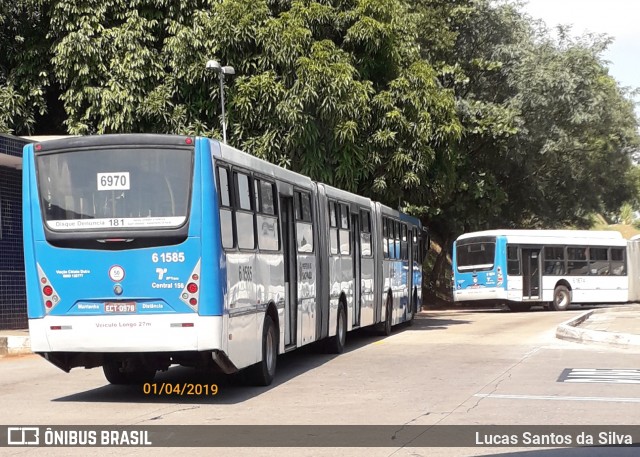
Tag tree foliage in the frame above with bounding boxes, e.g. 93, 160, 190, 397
411, 0, 639, 236
0, 0, 55, 134
405, 0, 640, 291
32, 0, 461, 202
1, 0, 639, 289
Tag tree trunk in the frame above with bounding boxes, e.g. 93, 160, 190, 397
425, 235, 452, 308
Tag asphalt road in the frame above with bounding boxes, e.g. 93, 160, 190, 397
1, 307, 639, 457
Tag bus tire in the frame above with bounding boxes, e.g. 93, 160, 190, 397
102, 360, 155, 385
552, 285, 571, 311
327, 304, 347, 354
407, 289, 418, 326
382, 295, 393, 336
247, 315, 278, 386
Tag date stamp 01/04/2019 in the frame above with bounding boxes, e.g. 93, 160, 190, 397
142, 383, 219, 396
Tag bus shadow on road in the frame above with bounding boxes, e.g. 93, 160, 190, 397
407, 312, 472, 330
50, 323, 422, 405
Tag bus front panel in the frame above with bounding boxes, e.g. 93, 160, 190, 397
453, 236, 508, 302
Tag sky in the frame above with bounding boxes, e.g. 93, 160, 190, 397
520, 0, 640, 113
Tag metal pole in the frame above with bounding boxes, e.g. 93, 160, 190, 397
219, 74, 227, 144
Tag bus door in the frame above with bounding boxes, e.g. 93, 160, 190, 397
280, 195, 297, 347
522, 248, 541, 299
351, 213, 361, 327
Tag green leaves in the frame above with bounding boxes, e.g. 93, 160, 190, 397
1, 0, 638, 256
413, 0, 640, 240
370, 59, 460, 204
0, 0, 53, 134
502, 31, 639, 228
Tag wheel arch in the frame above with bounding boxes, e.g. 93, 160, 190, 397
555, 279, 572, 291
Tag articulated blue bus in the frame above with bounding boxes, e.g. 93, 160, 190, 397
23, 134, 427, 385
453, 230, 629, 311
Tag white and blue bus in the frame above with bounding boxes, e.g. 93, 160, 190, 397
452, 230, 630, 312
23, 134, 427, 385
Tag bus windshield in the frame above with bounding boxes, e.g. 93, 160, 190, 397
456, 237, 496, 271
36, 147, 192, 231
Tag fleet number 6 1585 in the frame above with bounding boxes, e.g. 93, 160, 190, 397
152, 252, 185, 263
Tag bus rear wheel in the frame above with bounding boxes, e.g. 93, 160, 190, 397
552, 285, 571, 311
407, 289, 418, 326
246, 315, 277, 386
382, 295, 393, 336
326, 304, 346, 354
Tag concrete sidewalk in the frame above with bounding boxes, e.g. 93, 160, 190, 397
556, 304, 640, 348
2, 305, 640, 356
0, 328, 31, 357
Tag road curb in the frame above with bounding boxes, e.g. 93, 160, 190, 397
0, 335, 32, 357
556, 309, 640, 348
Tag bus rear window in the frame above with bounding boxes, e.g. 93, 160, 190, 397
36, 147, 193, 231
456, 238, 496, 271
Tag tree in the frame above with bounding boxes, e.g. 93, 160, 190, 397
0, 0, 57, 134
47, 0, 461, 201
502, 30, 639, 228
3, 0, 639, 305
411, 0, 640, 297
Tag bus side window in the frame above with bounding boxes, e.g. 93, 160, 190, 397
411, 229, 418, 262
388, 219, 396, 259
217, 166, 234, 249
611, 248, 625, 275
329, 201, 339, 255
257, 179, 279, 251
401, 224, 408, 260
543, 246, 565, 275
589, 247, 609, 275
394, 220, 400, 259
360, 210, 372, 257
507, 245, 520, 275
295, 191, 313, 253
383, 218, 389, 259
567, 247, 588, 275
339, 203, 351, 255
234, 172, 255, 250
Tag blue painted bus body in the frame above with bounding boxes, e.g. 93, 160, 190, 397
452, 235, 508, 303
22, 137, 225, 355
22, 133, 427, 385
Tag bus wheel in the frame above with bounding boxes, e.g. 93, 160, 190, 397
552, 286, 571, 311
327, 304, 347, 354
383, 295, 393, 336
247, 315, 277, 386
407, 289, 418, 326
103, 360, 156, 385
